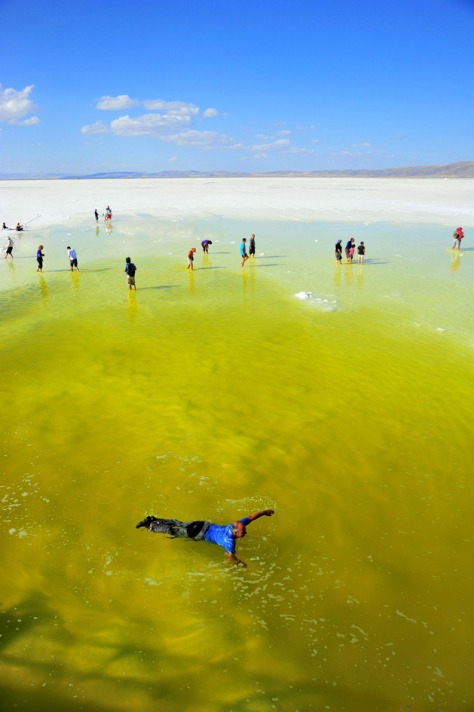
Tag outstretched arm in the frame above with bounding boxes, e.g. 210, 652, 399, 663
246, 509, 274, 523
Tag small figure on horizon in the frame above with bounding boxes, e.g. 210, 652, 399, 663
2, 222, 9, 230
452, 226, 464, 250
36, 245, 45, 272
67, 246, 79, 271
240, 237, 248, 267
136, 509, 275, 567
4, 235, 14, 259
124, 257, 137, 289
16, 222, 24, 232
105, 206, 112, 221
94, 209, 99, 222
357, 241, 366, 264
249, 233, 256, 258
187, 247, 196, 269
201, 239, 212, 253
335, 239, 342, 263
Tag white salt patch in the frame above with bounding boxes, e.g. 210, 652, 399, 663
3, 177, 473, 229
294, 292, 337, 312
145, 578, 161, 587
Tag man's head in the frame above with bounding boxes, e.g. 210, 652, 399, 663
232, 521, 247, 538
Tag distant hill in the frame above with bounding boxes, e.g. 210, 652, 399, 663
1, 161, 473, 180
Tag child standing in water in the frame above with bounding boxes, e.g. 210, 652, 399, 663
36, 245, 44, 272
240, 238, 248, 267
187, 247, 196, 269
349, 238, 356, 263
124, 257, 137, 290
357, 241, 365, 264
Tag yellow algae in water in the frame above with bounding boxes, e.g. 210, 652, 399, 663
1, 219, 473, 711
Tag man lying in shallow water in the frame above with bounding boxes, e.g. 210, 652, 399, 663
136, 509, 275, 567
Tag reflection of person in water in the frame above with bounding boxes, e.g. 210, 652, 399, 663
136, 509, 275, 567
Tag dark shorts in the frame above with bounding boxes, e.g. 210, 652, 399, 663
6, 246, 13, 255
70, 258, 78, 267
149, 518, 210, 540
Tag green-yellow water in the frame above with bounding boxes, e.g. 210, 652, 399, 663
1, 217, 473, 712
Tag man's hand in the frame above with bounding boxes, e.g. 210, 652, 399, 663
247, 509, 275, 522
226, 552, 247, 568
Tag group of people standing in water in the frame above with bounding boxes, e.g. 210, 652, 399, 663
335, 238, 366, 264
2, 214, 467, 282
186, 233, 256, 272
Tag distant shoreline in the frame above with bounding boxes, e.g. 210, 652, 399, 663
2, 176, 473, 229
1, 160, 473, 181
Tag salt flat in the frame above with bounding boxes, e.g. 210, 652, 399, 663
2, 177, 473, 228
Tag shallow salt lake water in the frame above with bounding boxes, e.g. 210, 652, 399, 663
1, 217, 473, 712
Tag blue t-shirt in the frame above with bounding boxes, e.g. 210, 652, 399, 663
240, 242, 247, 257
204, 517, 251, 554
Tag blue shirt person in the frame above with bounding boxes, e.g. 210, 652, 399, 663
136, 509, 275, 567
240, 237, 248, 267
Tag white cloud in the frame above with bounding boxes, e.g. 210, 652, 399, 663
251, 138, 292, 152
16, 116, 40, 126
250, 138, 314, 156
109, 113, 193, 136
275, 129, 292, 137
84, 94, 229, 143
160, 130, 241, 149
96, 94, 139, 110
81, 120, 109, 135
203, 107, 221, 118
0, 84, 39, 125
142, 99, 199, 116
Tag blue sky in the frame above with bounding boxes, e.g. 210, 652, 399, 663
1, 0, 473, 174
